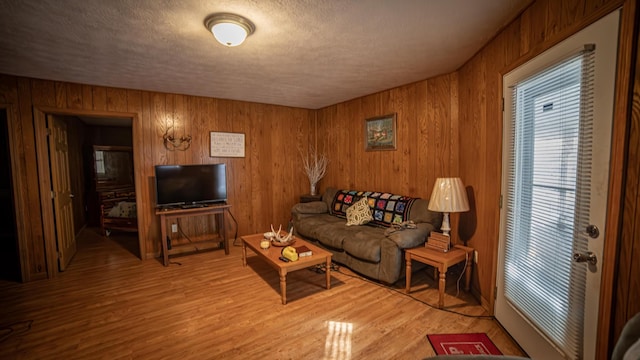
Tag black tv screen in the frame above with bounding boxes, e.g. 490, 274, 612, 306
154, 164, 227, 208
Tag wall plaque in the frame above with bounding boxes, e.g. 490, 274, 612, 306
210, 132, 245, 158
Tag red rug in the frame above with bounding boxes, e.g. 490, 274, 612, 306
427, 333, 502, 355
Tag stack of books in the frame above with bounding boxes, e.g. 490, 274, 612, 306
294, 245, 313, 257
425, 232, 450, 252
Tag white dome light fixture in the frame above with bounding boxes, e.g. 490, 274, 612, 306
204, 13, 255, 47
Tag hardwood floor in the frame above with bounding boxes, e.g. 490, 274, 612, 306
0, 228, 526, 359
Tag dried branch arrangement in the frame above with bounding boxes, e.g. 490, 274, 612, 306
300, 147, 328, 196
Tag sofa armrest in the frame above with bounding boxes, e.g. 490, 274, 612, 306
291, 201, 329, 222
386, 223, 434, 249
612, 312, 640, 360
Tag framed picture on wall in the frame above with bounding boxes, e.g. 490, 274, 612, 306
365, 113, 397, 151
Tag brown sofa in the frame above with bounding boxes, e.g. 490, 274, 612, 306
291, 187, 442, 284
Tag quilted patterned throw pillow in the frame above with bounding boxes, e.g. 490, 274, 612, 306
345, 197, 373, 226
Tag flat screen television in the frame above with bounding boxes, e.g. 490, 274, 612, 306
154, 164, 227, 208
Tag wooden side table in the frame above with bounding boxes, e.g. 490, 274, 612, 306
405, 244, 474, 308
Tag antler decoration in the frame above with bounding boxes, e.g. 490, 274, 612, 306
270, 224, 294, 243
163, 127, 192, 151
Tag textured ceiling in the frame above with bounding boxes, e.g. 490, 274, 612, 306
0, 0, 530, 109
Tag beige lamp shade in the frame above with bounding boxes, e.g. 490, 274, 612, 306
428, 177, 469, 236
428, 177, 470, 212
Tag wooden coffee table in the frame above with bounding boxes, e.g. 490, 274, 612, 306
241, 233, 333, 304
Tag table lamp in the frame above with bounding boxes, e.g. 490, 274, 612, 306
428, 177, 470, 237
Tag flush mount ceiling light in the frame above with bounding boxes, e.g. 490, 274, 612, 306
204, 13, 255, 47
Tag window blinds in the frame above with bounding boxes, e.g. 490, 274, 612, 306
504, 46, 595, 359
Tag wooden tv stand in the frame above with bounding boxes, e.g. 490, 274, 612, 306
156, 204, 231, 266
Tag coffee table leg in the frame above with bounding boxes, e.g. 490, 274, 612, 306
242, 242, 247, 267
279, 269, 287, 305
325, 257, 331, 289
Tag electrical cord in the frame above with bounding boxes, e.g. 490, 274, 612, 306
227, 208, 240, 246
176, 219, 192, 243
454, 253, 470, 298
334, 265, 493, 320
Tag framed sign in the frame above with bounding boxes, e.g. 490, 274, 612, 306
210, 132, 245, 157
365, 113, 397, 151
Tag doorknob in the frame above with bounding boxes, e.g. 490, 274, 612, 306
573, 251, 597, 265
586, 224, 599, 238
69, 194, 75, 198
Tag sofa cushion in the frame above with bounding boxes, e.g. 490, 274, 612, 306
295, 214, 353, 250
295, 214, 344, 242
331, 189, 419, 227
345, 197, 373, 226
316, 223, 355, 250
342, 229, 385, 263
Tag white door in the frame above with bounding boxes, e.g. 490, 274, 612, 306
496, 11, 619, 360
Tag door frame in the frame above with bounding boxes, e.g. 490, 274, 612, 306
33, 107, 141, 277
0, 103, 29, 282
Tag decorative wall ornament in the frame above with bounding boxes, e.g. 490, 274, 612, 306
163, 127, 192, 151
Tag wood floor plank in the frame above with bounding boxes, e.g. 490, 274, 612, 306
0, 228, 526, 359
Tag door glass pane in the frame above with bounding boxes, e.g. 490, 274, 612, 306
504, 52, 591, 358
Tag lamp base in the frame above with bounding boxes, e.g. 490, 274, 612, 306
440, 212, 451, 237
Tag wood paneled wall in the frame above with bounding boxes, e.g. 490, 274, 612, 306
0, 75, 314, 280
315, 74, 460, 217
457, 0, 629, 310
